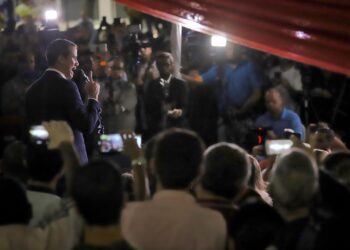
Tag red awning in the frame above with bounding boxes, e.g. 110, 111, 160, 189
116, 0, 350, 76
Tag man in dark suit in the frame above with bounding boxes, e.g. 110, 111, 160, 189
145, 52, 188, 139
25, 39, 101, 163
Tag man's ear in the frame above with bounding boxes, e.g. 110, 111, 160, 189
57, 55, 65, 65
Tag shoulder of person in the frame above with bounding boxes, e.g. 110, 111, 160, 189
196, 203, 227, 220
171, 77, 186, 85
122, 81, 136, 89
256, 112, 269, 122
121, 200, 153, 223
284, 108, 300, 118
43, 71, 75, 89
147, 78, 161, 86
237, 60, 259, 72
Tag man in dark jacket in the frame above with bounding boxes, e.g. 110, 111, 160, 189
144, 52, 188, 139
25, 39, 101, 163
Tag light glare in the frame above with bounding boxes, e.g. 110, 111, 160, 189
211, 35, 227, 47
45, 10, 58, 21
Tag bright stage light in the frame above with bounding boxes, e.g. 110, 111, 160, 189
211, 35, 227, 47
45, 10, 58, 21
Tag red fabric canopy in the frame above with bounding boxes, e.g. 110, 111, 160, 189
116, 0, 350, 76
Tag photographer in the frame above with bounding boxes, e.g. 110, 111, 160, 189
134, 34, 159, 88
131, 34, 159, 136
100, 57, 137, 133
307, 123, 347, 152
255, 88, 304, 140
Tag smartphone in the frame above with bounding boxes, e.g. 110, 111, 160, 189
29, 125, 49, 145
265, 139, 293, 155
98, 134, 142, 153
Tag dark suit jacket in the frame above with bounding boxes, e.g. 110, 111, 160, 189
25, 70, 101, 163
144, 76, 187, 137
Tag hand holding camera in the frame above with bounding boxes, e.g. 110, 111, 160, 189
29, 121, 74, 149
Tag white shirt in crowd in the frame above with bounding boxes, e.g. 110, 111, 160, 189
122, 190, 227, 250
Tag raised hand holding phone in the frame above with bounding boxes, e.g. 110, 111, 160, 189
42, 120, 74, 150
265, 139, 293, 155
121, 132, 149, 200
121, 132, 143, 160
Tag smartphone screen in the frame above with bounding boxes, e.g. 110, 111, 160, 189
29, 125, 49, 145
265, 139, 293, 155
98, 134, 142, 153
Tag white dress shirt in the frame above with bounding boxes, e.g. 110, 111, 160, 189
122, 190, 227, 250
46, 68, 67, 79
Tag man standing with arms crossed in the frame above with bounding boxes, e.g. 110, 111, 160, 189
26, 39, 101, 163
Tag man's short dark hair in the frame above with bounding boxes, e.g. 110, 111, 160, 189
324, 151, 350, 169
46, 39, 76, 66
265, 87, 283, 99
0, 177, 32, 225
154, 128, 205, 189
201, 143, 251, 199
323, 151, 350, 186
155, 52, 174, 64
26, 145, 63, 183
71, 159, 123, 226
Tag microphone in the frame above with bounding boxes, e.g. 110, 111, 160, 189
73, 68, 89, 85
80, 69, 89, 83
73, 68, 90, 102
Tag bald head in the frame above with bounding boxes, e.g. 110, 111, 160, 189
265, 88, 284, 117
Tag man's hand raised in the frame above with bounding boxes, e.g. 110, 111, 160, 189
121, 132, 143, 160
85, 71, 100, 101
42, 120, 74, 150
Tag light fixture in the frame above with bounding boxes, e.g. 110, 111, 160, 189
211, 35, 227, 47
44, 10, 58, 21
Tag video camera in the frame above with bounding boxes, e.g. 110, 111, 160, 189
124, 26, 153, 75
255, 127, 272, 145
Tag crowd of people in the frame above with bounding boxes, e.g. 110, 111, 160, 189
0, 6, 350, 250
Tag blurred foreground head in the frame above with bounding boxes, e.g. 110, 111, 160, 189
270, 148, 318, 214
